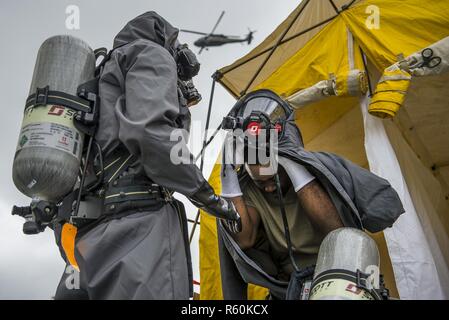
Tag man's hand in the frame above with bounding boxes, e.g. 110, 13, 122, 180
218, 134, 244, 233
189, 182, 241, 223
220, 132, 244, 197
221, 200, 242, 234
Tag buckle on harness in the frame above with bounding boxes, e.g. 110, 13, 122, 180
75, 91, 99, 130
159, 186, 173, 202
34, 86, 49, 107
356, 269, 371, 290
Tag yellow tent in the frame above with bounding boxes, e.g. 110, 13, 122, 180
199, 0, 449, 299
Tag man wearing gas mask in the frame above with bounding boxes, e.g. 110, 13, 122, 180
217, 89, 404, 300
54, 11, 240, 300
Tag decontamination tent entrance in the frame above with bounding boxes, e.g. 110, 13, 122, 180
198, 0, 449, 299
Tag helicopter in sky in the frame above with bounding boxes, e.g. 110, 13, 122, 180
180, 11, 255, 54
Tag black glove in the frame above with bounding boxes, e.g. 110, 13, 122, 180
189, 182, 242, 233
221, 214, 242, 234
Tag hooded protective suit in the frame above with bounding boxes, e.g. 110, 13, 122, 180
54, 12, 208, 300
217, 118, 404, 300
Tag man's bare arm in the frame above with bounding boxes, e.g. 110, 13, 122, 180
227, 196, 261, 250
297, 180, 344, 235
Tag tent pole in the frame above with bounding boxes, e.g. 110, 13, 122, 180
199, 78, 216, 171
360, 47, 374, 97
240, 0, 311, 96
194, 124, 222, 162
341, 0, 357, 11
328, 0, 340, 13
189, 75, 218, 243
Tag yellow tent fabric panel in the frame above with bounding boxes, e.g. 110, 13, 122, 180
199, 209, 223, 300
294, 96, 358, 145
199, 163, 223, 300
247, 284, 269, 300
299, 100, 368, 168
255, 17, 352, 97
218, 0, 449, 98
341, 0, 449, 71
218, 0, 360, 97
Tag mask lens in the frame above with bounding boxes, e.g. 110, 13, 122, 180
242, 97, 287, 123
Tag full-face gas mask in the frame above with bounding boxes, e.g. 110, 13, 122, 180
175, 43, 202, 106
223, 89, 292, 136
222, 89, 293, 170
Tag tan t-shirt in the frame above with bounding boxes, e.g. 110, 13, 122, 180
242, 180, 324, 277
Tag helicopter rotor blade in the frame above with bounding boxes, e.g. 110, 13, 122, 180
209, 10, 225, 35
180, 29, 209, 36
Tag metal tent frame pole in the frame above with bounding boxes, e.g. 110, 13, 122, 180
189, 74, 218, 243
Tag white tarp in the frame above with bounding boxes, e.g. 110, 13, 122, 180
360, 95, 449, 299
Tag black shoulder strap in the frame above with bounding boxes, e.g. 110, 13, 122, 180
93, 47, 109, 77
93, 43, 129, 77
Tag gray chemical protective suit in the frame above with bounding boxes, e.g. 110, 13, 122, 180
218, 119, 405, 299
54, 12, 208, 300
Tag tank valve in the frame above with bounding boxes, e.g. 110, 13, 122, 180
11, 201, 58, 235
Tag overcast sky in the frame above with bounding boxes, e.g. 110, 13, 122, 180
0, 0, 300, 299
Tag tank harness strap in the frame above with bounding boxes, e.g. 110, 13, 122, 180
25, 86, 92, 113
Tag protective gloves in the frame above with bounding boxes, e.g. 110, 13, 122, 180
219, 163, 243, 234
278, 156, 315, 192
220, 132, 243, 198
220, 163, 243, 198
189, 182, 242, 233
221, 213, 242, 234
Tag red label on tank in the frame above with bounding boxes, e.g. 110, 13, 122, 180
48, 105, 65, 116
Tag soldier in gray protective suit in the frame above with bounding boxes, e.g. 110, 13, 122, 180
54, 12, 240, 300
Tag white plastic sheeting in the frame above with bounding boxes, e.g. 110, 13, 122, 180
360, 95, 449, 299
